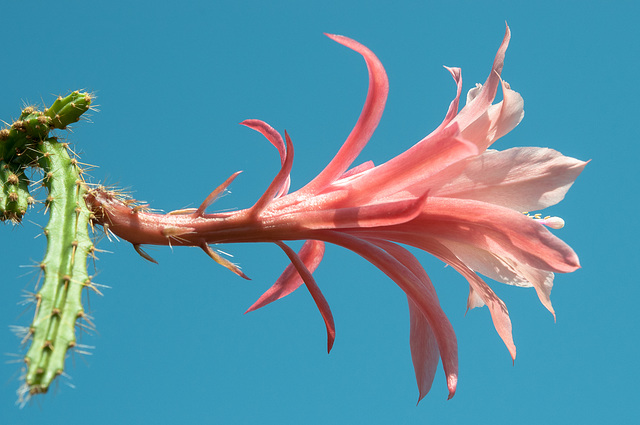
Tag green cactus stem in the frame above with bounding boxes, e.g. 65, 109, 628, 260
0, 160, 33, 222
22, 137, 95, 395
0, 92, 92, 223
0, 92, 91, 162
44, 91, 92, 130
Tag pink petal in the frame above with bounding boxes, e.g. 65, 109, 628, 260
273, 195, 426, 230
245, 240, 325, 312
429, 147, 588, 211
361, 233, 515, 360
515, 262, 556, 318
459, 78, 524, 151
370, 240, 440, 403
320, 231, 458, 399
405, 197, 581, 273
338, 160, 375, 180
441, 241, 557, 318
245, 127, 294, 216
448, 25, 510, 141
241, 119, 291, 199
408, 297, 439, 404
300, 33, 389, 194
328, 124, 478, 205
275, 241, 335, 353
441, 241, 534, 289
241, 119, 286, 166
430, 66, 463, 134
467, 286, 485, 310
415, 237, 516, 360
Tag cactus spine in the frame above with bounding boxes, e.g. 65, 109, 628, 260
1, 92, 95, 399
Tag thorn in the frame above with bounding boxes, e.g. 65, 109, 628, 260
133, 244, 159, 264
194, 171, 242, 217
200, 243, 250, 280
161, 226, 195, 243
167, 208, 198, 215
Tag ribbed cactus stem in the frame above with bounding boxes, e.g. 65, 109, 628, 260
44, 91, 92, 130
23, 138, 94, 394
0, 92, 91, 224
0, 161, 33, 222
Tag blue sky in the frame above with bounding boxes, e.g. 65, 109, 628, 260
1, 1, 638, 423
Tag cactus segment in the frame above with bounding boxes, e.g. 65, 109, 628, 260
0, 92, 92, 224
23, 138, 94, 395
0, 91, 94, 397
45, 91, 92, 130
1, 110, 50, 165
0, 161, 33, 222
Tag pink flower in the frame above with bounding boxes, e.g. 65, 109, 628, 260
88, 26, 586, 402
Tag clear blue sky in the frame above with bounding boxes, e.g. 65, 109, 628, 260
1, 1, 638, 423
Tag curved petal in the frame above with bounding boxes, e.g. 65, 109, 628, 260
319, 231, 458, 399
430, 66, 463, 134
241, 119, 292, 200
329, 124, 478, 204
271, 195, 427, 230
441, 241, 557, 318
369, 239, 440, 402
406, 197, 580, 273
275, 241, 335, 353
448, 25, 511, 150
459, 79, 524, 151
244, 127, 295, 216
300, 34, 389, 194
370, 234, 516, 360
408, 297, 439, 404
429, 147, 588, 211
338, 160, 375, 180
441, 241, 533, 288
246, 240, 325, 312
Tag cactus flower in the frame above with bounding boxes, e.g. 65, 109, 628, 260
87, 26, 585, 402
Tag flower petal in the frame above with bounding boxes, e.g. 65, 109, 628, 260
245, 240, 325, 312
300, 33, 389, 194
405, 197, 580, 273
327, 123, 478, 205
241, 119, 292, 201
279, 195, 427, 230
408, 297, 440, 403
246, 127, 295, 216
369, 240, 440, 403
275, 241, 335, 353
429, 147, 588, 211
441, 241, 557, 318
338, 160, 375, 180
368, 234, 516, 360
430, 66, 463, 133
459, 79, 524, 151
320, 231, 458, 399
448, 25, 511, 142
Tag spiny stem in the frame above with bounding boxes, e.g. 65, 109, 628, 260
0, 160, 33, 222
0, 91, 92, 223
23, 138, 94, 395
0, 92, 95, 399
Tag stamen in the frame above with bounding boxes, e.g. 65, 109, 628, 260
523, 212, 565, 229
537, 216, 565, 229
